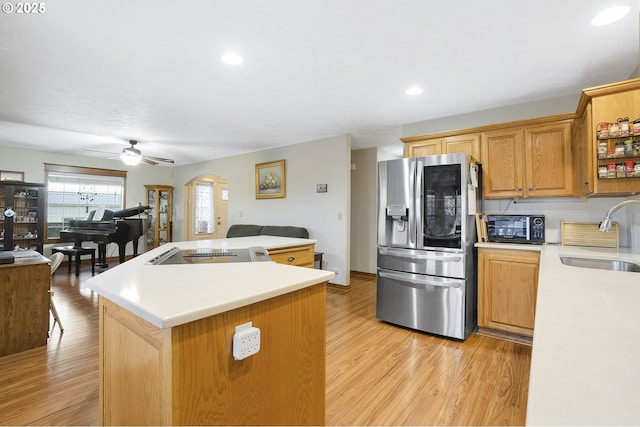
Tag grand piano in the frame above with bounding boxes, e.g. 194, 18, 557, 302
60, 206, 150, 267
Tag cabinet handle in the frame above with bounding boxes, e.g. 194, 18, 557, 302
287, 256, 295, 262
528, 187, 533, 191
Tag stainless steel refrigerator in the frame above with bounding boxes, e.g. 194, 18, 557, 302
376, 153, 481, 340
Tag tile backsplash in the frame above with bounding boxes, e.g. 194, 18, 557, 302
483, 196, 640, 248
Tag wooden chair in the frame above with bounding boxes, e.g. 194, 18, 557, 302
49, 252, 65, 335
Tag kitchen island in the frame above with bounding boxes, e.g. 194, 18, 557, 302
478, 242, 640, 425
84, 236, 335, 426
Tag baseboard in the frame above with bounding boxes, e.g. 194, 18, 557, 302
350, 270, 376, 279
475, 327, 533, 346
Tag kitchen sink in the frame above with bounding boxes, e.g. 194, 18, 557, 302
559, 256, 640, 272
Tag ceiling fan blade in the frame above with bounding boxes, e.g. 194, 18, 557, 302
81, 148, 119, 155
144, 155, 175, 163
142, 157, 158, 166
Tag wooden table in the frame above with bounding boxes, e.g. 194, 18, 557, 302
0, 252, 50, 357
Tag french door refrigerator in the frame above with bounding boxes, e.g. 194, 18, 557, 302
376, 153, 481, 340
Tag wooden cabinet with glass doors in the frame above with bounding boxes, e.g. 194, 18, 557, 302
145, 185, 173, 249
1, 182, 45, 253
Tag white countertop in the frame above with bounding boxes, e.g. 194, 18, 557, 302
84, 236, 335, 329
479, 242, 640, 425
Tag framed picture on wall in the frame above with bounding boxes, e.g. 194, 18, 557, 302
255, 159, 286, 199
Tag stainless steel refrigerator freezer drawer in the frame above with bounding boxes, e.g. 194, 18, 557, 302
376, 269, 467, 339
377, 246, 466, 279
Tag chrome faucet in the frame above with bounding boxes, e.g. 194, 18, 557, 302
599, 199, 640, 232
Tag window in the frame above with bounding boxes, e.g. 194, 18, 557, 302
195, 182, 215, 234
45, 164, 127, 240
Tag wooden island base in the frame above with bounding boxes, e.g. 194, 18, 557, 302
99, 282, 327, 426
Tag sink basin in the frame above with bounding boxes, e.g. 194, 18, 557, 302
560, 256, 640, 272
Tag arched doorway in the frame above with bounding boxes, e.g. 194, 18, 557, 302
184, 175, 229, 240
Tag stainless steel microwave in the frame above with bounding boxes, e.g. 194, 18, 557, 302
486, 214, 545, 244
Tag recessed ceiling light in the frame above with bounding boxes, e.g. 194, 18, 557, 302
591, 6, 630, 26
406, 86, 423, 96
221, 52, 243, 65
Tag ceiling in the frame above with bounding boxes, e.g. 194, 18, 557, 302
0, 0, 638, 166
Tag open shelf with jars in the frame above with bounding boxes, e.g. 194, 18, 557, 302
596, 135, 640, 180
0, 181, 45, 253
595, 117, 640, 181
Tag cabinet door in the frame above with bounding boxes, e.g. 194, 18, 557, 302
572, 105, 594, 196
591, 87, 640, 195
524, 121, 573, 197
442, 133, 481, 161
404, 139, 442, 158
478, 248, 540, 337
481, 128, 525, 199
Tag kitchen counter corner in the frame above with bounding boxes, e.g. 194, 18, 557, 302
526, 244, 640, 425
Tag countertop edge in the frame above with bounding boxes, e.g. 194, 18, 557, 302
85, 237, 334, 330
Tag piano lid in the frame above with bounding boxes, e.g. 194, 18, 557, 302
112, 205, 151, 218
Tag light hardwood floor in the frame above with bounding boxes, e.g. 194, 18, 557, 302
0, 266, 531, 426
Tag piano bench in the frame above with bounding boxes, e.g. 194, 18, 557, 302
51, 246, 96, 277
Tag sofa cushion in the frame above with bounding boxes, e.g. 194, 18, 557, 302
261, 225, 309, 239
226, 224, 264, 238
226, 224, 309, 239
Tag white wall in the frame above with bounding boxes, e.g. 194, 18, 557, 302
0, 145, 172, 205
171, 134, 352, 286
402, 95, 579, 137
350, 148, 376, 273
0, 145, 172, 257
350, 147, 401, 274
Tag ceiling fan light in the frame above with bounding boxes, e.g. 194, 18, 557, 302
221, 52, 243, 65
121, 151, 141, 165
591, 6, 630, 26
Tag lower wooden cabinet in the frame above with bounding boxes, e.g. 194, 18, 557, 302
99, 283, 327, 426
478, 248, 540, 338
0, 259, 50, 357
268, 244, 315, 268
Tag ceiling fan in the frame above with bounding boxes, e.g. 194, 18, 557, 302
119, 140, 174, 166
84, 140, 175, 166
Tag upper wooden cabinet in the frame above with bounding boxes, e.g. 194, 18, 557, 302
403, 137, 442, 157
481, 128, 524, 199
524, 121, 573, 197
572, 103, 594, 195
403, 133, 481, 161
574, 78, 640, 196
481, 119, 573, 199
442, 134, 481, 159
402, 115, 574, 199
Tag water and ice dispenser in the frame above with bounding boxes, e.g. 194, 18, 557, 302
385, 205, 410, 246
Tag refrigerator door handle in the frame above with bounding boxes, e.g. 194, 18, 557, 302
409, 158, 417, 247
413, 158, 422, 248
378, 270, 462, 289
378, 247, 462, 263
